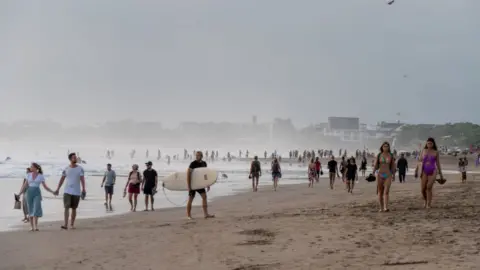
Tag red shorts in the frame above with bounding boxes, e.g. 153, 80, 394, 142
128, 183, 140, 194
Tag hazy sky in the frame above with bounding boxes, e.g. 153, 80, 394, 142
1, 0, 479, 128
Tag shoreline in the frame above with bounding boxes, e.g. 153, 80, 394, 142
4, 168, 477, 232
1, 173, 479, 269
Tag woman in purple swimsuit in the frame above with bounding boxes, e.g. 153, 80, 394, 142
418, 137, 444, 209
373, 142, 395, 212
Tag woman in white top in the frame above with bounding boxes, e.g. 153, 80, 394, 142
18, 163, 55, 231
124, 164, 142, 212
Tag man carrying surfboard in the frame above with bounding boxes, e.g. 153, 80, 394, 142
187, 151, 215, 220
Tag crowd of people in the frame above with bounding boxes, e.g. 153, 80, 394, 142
15, 137, 478, 231
246, 137, 452, 212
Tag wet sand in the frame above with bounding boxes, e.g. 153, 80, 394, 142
1, 172, 479, 270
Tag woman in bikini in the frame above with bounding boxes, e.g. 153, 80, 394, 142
308, 158, 316, 188
417, 137, 444, 209
373, 142, 395, 212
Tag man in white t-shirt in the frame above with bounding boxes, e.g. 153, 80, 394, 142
55, 153, 86, 230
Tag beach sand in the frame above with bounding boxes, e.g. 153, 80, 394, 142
1, 171, 479, 270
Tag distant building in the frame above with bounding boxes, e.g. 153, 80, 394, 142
271, 118, 296, 141
374, 121, 405, 139
322, 117, 361, 142
314, 122, 329, 133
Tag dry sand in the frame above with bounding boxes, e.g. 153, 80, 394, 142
1, 172, 479, 270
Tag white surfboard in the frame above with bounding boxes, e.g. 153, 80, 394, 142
162, 168, 218, 191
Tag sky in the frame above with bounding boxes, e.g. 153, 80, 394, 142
0, 0, 479, 128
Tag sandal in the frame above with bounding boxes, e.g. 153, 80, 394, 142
61, 226, 68, 230
204, 214, 215, 219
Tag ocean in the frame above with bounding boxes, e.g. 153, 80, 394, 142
0, 142, 316, 231
0, 141, 463, 231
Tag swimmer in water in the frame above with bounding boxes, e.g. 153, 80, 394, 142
417, 137, 443, 209
373, 142, 395, 212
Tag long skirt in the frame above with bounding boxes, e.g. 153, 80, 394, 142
22, 193, 28, 216
26, 186, 43, 217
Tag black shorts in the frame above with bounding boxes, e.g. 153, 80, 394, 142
104, 186, 114, 195
188, 189, 206, 198
63, 194, 80, 209
143, 186, 154, 195
347, 175, 355, 181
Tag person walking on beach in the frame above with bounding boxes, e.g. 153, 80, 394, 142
458, 158, 467, 183
18, 168, 31, 223
308, 158, 316, 188
360, 156, 367, 178
314, 157, 322, 183
340, 156, 347, 183
18, 163, 55, 231
396, 153, 408, 183
187, 151, 215, 220
124, 164, 142, 212
55, 153, 86, 230
271, 158, 281, 191
327, 156, 340, 189
345, 157, 358, 193
142, 161, 158, 211
416, 137, 444, 209
373, 142, 395, 212
101, 163, 116, 209
249, 156, 262, 192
